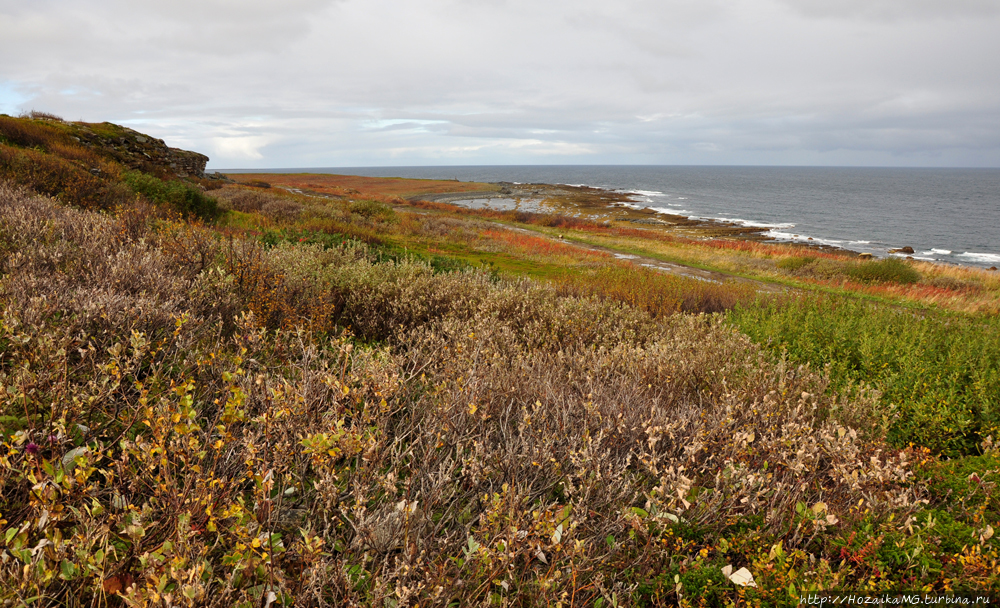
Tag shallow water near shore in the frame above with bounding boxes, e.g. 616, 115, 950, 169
226, 165, 1000, 268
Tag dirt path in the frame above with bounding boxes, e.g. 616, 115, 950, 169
271, 184, 784, 292
402, 205, 788, 293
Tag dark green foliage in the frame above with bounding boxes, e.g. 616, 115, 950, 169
122, 170, 218, 220
256, 226, 357, 250
728, 296, 1000, 456
916, 453, 1000, 521
776, 255, 815, 272
848, 257, 921, 284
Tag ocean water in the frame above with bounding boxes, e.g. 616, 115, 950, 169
233, 166, 1000, 268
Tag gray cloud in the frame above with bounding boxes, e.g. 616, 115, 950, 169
1, 0, 999, 167
775, 0, 1000, 21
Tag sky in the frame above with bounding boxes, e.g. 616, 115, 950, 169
2, 0, 1000, 169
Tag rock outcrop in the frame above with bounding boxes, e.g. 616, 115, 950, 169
69, 123, 208, 178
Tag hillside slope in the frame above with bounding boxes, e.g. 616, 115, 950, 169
0, 112, 217, 218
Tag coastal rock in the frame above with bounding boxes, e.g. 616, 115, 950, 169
890, 246, 915, 254
858, 253, 874, 259
67, 122, 208, 179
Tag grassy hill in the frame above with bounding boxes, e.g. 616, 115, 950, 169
1, 115, 998, 606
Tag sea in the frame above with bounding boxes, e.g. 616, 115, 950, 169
226, 166, 1000, 269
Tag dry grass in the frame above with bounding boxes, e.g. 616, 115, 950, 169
553, 263, 760, 315
231, 172, 498, 199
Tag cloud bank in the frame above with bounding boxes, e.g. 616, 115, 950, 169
2, 0, 999, 167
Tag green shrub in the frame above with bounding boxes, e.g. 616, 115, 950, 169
122, 170, 218, 220
349, 199, 394, 221
776, 255, 815, 272
728, 296, 1000, 456
848, 257, 920, 284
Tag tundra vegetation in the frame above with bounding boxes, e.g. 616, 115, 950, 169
1, 114, 999, 606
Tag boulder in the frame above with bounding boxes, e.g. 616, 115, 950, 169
890, 246, 915, 254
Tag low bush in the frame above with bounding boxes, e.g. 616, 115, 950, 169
349, 198, 395, 221
0, 144, 131, 210
122, 170, 219, 220
0, 115, 60, 149
212, 187, 304, 222
728, 295, 1000, 456
776, 255, 815, 272
848, 257, 920, 284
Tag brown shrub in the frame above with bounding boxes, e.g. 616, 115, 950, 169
223, 238, 341, 332
0, 115, 61, 148
23, 110, 65, 122
212, 187, 303, 221
0, 144, 132, 210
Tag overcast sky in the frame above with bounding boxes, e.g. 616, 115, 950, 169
3, 0, 1000, 168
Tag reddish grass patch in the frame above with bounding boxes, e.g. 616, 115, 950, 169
231, 172, 496, 199
480, 228, 609, 260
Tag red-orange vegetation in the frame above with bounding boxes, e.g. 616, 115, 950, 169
480, 228, 610, 260
231, 172, 495, 199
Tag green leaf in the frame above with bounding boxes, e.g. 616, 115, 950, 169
559, 504, 572, 523
59, 559, 77, 580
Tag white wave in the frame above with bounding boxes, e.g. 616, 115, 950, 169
850, 240, 871, 245
627, 189, 665, 197
913, 256, 937, 261
650, 207, 691, 215
958, 252, 1000, 263
693, 216, 795, 229
930, 249, 952, 255
766, 230, 844, 246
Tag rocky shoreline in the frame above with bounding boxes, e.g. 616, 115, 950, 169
412, 181, 862, 256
